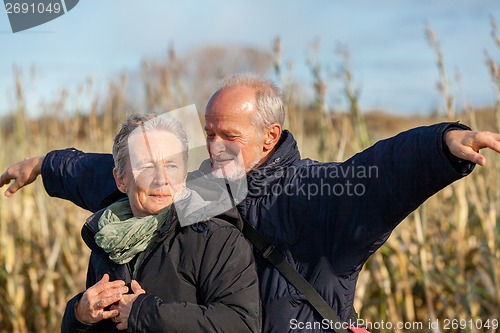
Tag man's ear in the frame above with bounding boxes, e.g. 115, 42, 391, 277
263, 123, 282, 151
113, 168, 127, 194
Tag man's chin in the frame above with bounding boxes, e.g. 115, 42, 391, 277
212, 167, 245, 181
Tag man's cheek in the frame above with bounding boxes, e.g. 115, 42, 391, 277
225, 142, 242, 155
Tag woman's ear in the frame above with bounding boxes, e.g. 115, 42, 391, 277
113, 168, 127, 194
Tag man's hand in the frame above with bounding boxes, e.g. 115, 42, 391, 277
75, 274, 129, 325
110, 280, 146, 330
0, 156, 45, 196
445, 130, 500, 166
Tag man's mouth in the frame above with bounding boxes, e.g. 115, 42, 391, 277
212, 159, 234, 168
212, 154, 237, 168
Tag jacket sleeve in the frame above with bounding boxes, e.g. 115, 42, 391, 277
127, 225, 261, 333
294, 122, 475, 274
61, 252, 118, 332
41, 148, 124, 212
61, 252, 97, 333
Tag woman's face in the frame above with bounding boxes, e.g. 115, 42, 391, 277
114, 130, 187, 217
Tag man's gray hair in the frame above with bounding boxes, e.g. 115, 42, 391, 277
112, 113, 189, 175
218, 73, 285, 131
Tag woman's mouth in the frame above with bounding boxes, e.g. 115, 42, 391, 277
149, 193, 171, 200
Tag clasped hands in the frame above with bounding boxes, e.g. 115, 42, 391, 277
75, 274, 145, 330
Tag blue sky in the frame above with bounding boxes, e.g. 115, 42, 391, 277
1, 0, 499, 116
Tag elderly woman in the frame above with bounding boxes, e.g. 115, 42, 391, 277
61, 114, 260, 332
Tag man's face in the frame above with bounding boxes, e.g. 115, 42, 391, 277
118, 130, 187, 217
205, 86, 265, 180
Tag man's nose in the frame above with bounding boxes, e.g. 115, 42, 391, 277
208, 138, 226, 156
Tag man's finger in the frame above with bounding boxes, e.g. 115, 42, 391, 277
479, 132, 500, 153
475, 154, 486, 166
5, 181, 22, 197
463, 149, 486, 166
0, 170, 12, 187
468, 131, 500, 152
0, 156, 44, 197
0, 170, 17, 196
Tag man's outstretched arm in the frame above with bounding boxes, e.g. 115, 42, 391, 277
0, 148, 124, 212
1, 127, 499, 211
298, 123, 499, 274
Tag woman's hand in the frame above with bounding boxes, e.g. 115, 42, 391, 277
111, 280, 146, 330
75, 274, 129, 324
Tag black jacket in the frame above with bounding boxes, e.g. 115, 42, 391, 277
45, 123, 474, 332
61, 208, 261, 333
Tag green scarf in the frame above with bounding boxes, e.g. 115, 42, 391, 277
95, 200, 170, 265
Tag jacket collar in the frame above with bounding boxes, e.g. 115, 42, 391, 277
245, 130, 301, 198
82, 209, 107, 252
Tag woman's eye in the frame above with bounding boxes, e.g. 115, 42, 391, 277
138, 164, 154, 171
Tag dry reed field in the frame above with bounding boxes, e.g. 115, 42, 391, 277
0, 23, 499, 333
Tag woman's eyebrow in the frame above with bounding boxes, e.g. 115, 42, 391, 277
133, 151, 185, 166
131, 159, 154, 169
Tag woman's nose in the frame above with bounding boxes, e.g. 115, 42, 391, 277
152, 165, 169, 185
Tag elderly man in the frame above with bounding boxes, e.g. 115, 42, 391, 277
2, 73, 500, 332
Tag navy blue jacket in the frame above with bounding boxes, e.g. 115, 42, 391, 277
42, 123, 474, 332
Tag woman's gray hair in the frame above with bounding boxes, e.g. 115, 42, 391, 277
112, 113, 189, 175
218, 73, 285, 132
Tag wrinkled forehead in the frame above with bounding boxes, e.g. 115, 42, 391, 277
205, 106, 255, 136
128, 130, 185, 164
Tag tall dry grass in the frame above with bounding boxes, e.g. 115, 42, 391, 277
1, 21, 499, 333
